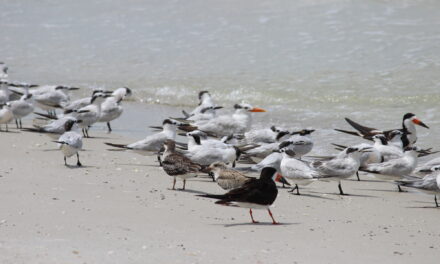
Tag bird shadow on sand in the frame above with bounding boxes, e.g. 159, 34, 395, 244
168, 188, 208, 195
347, 179, 385, 183
405, 205, 439, 209
113, 163, 157, 167
354, 188, 401, 193
83, 136, 112, 139
65, 164, 96, 169
0, 130, 20, 133
288, 193, 335, 200
220, 222, 299, 228
308, 191, 379, 198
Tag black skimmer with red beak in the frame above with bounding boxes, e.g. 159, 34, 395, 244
335, 113, 429, 147
198, 167, 280, 224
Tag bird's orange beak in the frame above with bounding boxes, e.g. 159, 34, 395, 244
412, 118, 429, 129
250, 107, 266, 112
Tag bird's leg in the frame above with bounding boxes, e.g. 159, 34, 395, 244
296, 185, 300, 195
182, 179, 186, 190
64, 156, 67, 166
356, 171, 360, 181
172, 178, 176, 190
106, 122, 112, 133
249, 209, 258, 224
208, 172, 215, 182
267, 209, 279, 225
85, 128, 89, 138
82, 128, 86, 137
76, 153, 82, 167
232, 160, 236, 168
19, 119, 22, 129
398, 185, 403, 192
435, 195, 438, 207
15, 119, 19, 129
5, 123, 8, 132
157, 154, 162, 166
338, 181, 345, 195
288, 184, 298, 193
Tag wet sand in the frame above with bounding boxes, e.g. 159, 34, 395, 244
1, 121, 440, 264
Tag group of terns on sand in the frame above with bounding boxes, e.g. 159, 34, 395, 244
2, 63, 440, 224
102, 90, 439, 224
0, 62, 132, 166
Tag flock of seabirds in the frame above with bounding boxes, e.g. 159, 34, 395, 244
1, 61, 440, 224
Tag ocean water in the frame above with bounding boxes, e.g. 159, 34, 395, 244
1, 0, 440, 154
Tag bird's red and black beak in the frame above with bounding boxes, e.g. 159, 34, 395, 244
275, 173, 291, 186
412, 118, 429, 129
249, 107, 266, 112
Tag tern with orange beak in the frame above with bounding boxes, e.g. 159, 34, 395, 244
197, 167, 280, 224
178, 103, 266, 137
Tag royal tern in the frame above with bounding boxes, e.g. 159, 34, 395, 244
179, 103, 266, 137
187, 91, 216, 116
0, 62, 8, 79
182, 105, 224, 122
184, 132, 240, 167
69, 92, 108, 137
53, 119, 83, 167
9, 93, 34, 129
197, 167, 280, 224
370, 134, 403, 161
98, 87, 132, 132
312, 147, 370, 195
276, 129, 315, 160
0, 102, 13, 131
8, 84, 34, 129
361, 146, 418, 191
0, 80, 11, 105
23, 116, 78, 139
415, 157, 440, 175
105, 119, 178, 157
62, 89, 113, 113
32, 85, 79, 116
280, 149, 318, 195
249, 152, 283, 172
335, 113, 429, 147
397, 167, 440, 207
332, 141, 382, 181
241, 126, 290, 145
162, 139, 201, 190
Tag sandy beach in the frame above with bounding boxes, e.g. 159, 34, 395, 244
0, 120, 439, 264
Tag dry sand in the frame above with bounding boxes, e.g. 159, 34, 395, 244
1, 122, 440, 264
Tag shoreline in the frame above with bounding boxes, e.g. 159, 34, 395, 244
1, 120, 440, 264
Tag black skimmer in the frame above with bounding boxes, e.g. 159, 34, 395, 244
198, 167, 280, 224
335, 113, 429, 147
